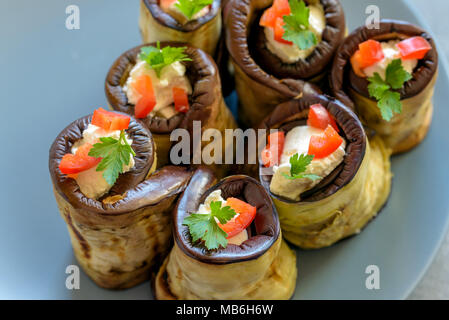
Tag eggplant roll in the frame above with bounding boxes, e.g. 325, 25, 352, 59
155, 168, 297, 300
330, 20, 438, 154
224, 0, 345, 127
105, 42, 237, 178
139, 0, 222, 56
258, 94, 392, 249
49, 113, 196, 289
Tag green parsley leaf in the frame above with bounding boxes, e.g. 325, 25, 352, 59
282, 0, 317, 50
281, 153, 320, 180
367, 59, 412, 121
88, 130, 136, 186
385, 58, 413, 89
378, 90, 402, 121
182, 200, 237, 250
367, 73, 389, 100
175, 0, 213, 20
139, 42, 191, 78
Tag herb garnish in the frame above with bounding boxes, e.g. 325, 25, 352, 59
88, 130, 136, 185
281, 153, 320, 180
282, 0, 317, 50
139, 42, 191, 78
175, 0, 213, 20
183, 201, 237, 250
367, 59, 412, 121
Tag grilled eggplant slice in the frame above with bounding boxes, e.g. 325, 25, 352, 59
105, 42, 237, 178
258, 94, 392, 249
155, 168, 297, 300
49, 113, 196, 289
224, 0, 344, 127
330, 19, 438, 154
139, 0, 222, 56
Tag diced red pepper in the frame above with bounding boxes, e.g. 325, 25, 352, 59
272, 0, 291, 16
160, 0, 177, 11
350, 40, 384, 76
307, 104, 339, 132
133, 75, 156, 118
261, 146, 275, 168
259, 0, 291, 29
273, 17, 292, 45
397, 36, 431, 60
260, 7, 277, 28
359, 40, 384, 66
268, 130, 285, 147
172, 87, 190, 113
91, 108, 130, 131
350, 50, 367, 78
218, 198, 257, 239
59, 143, 101, 175
308, 125, 343, 159
261, 131, 285, 167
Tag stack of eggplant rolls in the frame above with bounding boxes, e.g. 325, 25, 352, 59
48, 0, 438, 299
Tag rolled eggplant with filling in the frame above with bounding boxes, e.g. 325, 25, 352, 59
105, 42, 237, 178
155, 168, 297, 300
49, 108, 196, 289
330, 19, 438, 154
139, 0, 222, 56
224, 0, 345, 127
258, 94, 392, 249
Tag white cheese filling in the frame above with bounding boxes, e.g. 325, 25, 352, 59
270, 125, 346, 201
71, 124, 135, 200
161, 0, 209, 24
123, 59, 192, 117
196, 190, 248, 246
363, 40, 418, 80
264, 3, 326, 63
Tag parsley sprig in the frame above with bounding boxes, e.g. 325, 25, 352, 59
139, 42, 191, 78
367, 59, 412, 121
282, 0, 317, 50
183, 201, 237, 250
88, 130, 136, 185
175, 0, 213, 20
281, 153, 320, 180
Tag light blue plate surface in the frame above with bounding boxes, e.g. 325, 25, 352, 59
1, 0, 448, 299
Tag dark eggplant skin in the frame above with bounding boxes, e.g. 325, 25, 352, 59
173, 167, 280, 264
250, 0, 346, 81
142, 0, 221, 32
258, 93, 366, 202
105, 42, 219, 135
330, 19, 438, 109
49, 113, 155, 208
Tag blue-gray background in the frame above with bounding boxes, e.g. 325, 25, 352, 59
1, 0, 448, 299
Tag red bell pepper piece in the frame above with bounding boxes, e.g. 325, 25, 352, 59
308, 125, 343, 159
91, 108, 130, 131
260, 7, 277, 28
397, 36, 431, 60
133, 75, 156, 119
259, 0, 291, 30
350, 40, 384, 76
172, 87, 190, 113
160, 0, 177, 11
273, 0, 291, 16
261, 131, 285, 167
307, 103, 339, 132
59, 143, 101, 175
218, 198, 257, 239
273, 17, 292, 45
